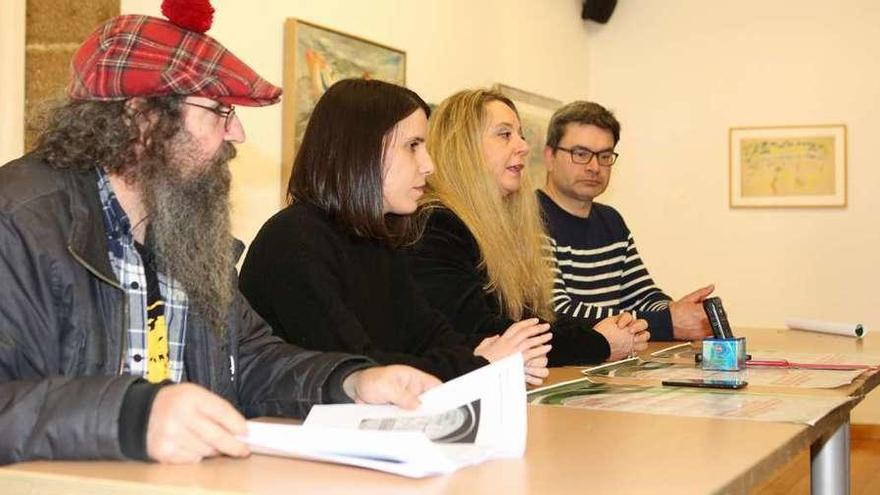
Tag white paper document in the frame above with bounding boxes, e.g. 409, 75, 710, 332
242, 353, 527, 478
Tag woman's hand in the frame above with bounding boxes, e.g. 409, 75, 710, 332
474, 318, 552, 384
342, 365, 441, 410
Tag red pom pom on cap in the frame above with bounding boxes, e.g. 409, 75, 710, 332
161, 0, 215, 33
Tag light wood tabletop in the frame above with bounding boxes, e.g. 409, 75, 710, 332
1, 327, 876, 495
0, 406, 814, 495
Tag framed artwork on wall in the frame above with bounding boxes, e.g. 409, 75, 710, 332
729, 124, 847, 208
494, 84, 563, 189
282, 19, 406, 200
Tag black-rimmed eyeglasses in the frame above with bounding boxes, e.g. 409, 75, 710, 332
182, 101, 236, 131
555, 146, 619, 167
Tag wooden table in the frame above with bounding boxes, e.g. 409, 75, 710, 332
551, 328, 880, 400
0, 408, 816, 495
1, 328, 876, 495
549, 327, 880, 494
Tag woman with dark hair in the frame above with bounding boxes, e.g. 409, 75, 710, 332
408, 88, 650, 366
239, 79, 551, 383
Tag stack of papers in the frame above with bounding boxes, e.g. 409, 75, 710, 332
242, 353, 527, 478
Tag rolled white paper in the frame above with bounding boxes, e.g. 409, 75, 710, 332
785, 318, 865, 338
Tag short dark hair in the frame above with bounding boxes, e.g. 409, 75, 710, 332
32, 96, 182, 179
288, 78, 430, 245
545, 101, 620, 149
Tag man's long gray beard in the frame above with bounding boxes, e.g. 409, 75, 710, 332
140, 139, 237, 338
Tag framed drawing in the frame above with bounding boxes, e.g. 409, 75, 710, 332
494, 84, 563, 189
729, 125, 847, 208
282, 19, 406, 200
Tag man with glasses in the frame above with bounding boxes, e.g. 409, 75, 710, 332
182, 100, 237, 130
538, 101, 713, 341
0, 8, 438, 465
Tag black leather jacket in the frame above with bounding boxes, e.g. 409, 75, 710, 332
0, 155, 369, 464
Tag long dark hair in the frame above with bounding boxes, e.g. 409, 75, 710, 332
288, 78, 430, 245
32, 96, 182, 180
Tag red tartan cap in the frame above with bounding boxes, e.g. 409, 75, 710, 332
68, 15, 281, 107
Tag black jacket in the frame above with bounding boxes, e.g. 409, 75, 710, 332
0, 156, 369, 464
239, 202, 488, 381
406, 208, 611, 366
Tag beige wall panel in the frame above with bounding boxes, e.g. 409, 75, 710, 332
0, 0, 26, 164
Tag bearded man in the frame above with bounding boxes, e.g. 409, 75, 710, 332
0, 8, 437, 465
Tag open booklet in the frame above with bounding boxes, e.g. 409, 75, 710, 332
242, 353, 527, 478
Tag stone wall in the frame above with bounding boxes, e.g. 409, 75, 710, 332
25, 0, 118, 149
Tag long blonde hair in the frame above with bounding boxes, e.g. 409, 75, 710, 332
421, 88, 555, 322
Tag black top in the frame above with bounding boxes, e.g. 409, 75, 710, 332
537, 190, 674, 340
239, 202, 488, 381
406, 208, 611, 366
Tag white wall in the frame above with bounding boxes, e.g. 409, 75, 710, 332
585, 0, 880, 422
121, 0, 592, 250
0, 0, 26, 164
587, 0, 880, 333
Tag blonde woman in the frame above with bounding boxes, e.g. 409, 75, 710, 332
408, 89, 648, 364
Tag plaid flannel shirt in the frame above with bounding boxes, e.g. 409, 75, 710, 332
97, 169, 188, 382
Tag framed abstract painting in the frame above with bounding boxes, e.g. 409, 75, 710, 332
282, 19, 406, 200
729, 125, 847, 208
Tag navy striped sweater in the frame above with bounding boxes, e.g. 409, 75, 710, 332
538, 190, 674, 341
